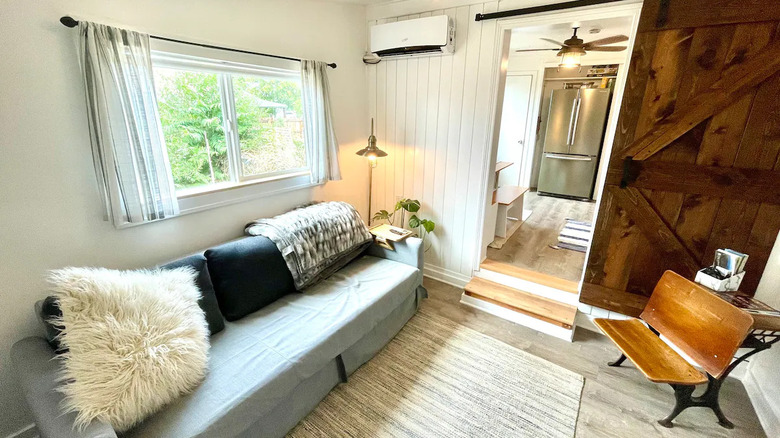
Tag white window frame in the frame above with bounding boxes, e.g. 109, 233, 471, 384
149, 45, 315, 214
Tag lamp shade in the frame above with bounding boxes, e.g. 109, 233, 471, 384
356, 118, 387, 158
558, 47, 585, 68
355, 146, 388, 158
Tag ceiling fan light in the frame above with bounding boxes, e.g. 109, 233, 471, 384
559, 50, 582, 68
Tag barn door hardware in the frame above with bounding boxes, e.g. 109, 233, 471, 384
620, 157, 641, 188
655, 0, 671, 28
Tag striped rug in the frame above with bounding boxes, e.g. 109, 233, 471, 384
557, 219, 593, 253
288, 308, 584, 438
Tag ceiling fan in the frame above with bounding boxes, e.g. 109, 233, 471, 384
517, 27, 628, 68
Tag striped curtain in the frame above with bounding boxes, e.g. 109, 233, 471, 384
79, 21, 179, 226
301, 60, 341, 184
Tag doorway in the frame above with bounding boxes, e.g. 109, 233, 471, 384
488, 64, 621, 282
478, 6, 641, 287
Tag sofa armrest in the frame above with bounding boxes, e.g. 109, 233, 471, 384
365, 237, 424, 272
11, 337, 118, 438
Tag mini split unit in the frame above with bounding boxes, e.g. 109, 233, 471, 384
370, 15, 455, 59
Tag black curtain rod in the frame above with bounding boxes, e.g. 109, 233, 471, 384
59, 16, 337, 69
475, 0, 624, 21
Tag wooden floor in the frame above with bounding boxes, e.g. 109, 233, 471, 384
422, 277, 766, 438
487, 191, 596, 282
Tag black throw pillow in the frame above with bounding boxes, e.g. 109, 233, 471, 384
37, 296, 66, 353
161, 254, 225, 335
205, 236, 295, 321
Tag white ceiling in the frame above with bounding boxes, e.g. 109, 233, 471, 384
309, 0, 390, 4
510, 16, 633, 51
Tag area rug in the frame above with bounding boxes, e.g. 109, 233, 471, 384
555, 219, 593, 253
288, 308, 584, 438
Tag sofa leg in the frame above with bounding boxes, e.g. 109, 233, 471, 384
335, 355, 348, 383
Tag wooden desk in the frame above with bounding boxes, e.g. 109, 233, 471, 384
706, 289, 780, 332
749, 312, 780, 332
700, 290, 780, 372
699, 302, 780, 428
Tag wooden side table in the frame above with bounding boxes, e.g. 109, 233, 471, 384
688, 299, 780, 428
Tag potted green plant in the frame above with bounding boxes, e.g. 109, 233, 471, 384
373, 198, 436, 251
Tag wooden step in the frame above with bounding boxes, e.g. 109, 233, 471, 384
480, 259, 579, 294
464, 277, 577, 329
495, 185, 529, 206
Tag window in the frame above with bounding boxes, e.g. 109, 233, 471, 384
151, 52, 308, 198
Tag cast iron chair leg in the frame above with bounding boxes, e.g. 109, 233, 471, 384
694, 375, 734, 429
658, 384, 695, 428
711, 403, 735, 429
608, 353, 627, 367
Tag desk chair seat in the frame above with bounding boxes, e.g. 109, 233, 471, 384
594, 318, 707, 385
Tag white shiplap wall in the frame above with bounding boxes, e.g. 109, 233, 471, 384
368, 2, 500, 285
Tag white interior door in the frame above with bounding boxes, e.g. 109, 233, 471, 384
496, 74, 533, 187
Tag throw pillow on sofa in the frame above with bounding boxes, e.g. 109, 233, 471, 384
48, 267, 210, 432
161, 254, 225, 335
37, 254, 225, 353
205, 236, 296, 321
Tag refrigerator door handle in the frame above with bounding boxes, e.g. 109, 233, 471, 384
570, 97, 582, 145
566, 98, 577, 145
545, 153, 593, 161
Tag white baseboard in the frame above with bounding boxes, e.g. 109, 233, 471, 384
574, 312, 600, 333
460, 292, 575, 342
743, 367, 780, 437
5, 423, 37, 438
424, 264, 471, 288
475, 268, 579, 306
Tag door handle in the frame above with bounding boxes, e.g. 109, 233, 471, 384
570, 97, 581, 145
566, 98, 577, 145
545, 153, 592, 161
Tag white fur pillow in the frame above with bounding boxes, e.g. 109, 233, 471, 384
49, 267, 210, 432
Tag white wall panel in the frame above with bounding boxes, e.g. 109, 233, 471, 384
367, 2, 500, 280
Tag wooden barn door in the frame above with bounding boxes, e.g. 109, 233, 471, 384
580, 0, 780, 316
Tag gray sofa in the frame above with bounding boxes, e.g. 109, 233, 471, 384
11, 237, 426, 438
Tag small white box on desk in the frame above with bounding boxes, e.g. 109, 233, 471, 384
695, 270, 745, 292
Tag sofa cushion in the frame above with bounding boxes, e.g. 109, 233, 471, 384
161, 254, 225, 335
205, 236, 295, 321
126, 255, 422, 438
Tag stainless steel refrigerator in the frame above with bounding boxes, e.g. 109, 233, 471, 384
538, 87, 611, 200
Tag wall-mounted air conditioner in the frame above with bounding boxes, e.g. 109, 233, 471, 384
370, 15, 455, 58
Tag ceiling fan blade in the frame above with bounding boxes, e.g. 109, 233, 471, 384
583, 35, 629, 48
586, 46, 627, 52
515, 48, 560, 52
540, 38, 566, 47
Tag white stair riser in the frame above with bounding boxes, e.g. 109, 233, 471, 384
476, 269, 579, 306
460, 293, 575, 342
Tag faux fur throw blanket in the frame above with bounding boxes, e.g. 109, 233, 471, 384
245, 201, 373, 290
